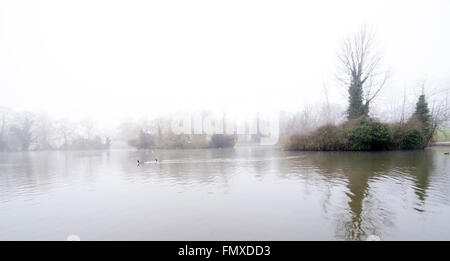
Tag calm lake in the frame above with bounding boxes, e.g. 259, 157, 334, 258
1, 146, 450, 241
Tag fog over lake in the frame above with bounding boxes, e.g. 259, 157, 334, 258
1, 0, 450, 242
1, 0, 450, 128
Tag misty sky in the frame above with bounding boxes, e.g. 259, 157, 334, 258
1, 0, 449, 129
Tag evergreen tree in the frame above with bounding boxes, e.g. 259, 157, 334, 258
414, 94, 431, 137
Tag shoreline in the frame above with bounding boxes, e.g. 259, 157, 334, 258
431, 142, 450, 146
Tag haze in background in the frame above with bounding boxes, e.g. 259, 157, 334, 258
1, 0, 449, 129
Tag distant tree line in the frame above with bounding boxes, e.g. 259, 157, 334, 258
128, 131, 236, 150
117, 112, 239, 150
0, 108, 111, 151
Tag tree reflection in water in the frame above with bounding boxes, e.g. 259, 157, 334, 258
292, 151, 435, 240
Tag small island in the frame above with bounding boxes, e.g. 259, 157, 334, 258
285, 95, 432, 151
284, 27, 446, 152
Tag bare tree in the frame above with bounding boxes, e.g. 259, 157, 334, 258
81, 117, 95, 140
322, 82, 332, 124
337, 25, 389, 119
400, 88, 408, 123
35, 114, 56, 150
117, 117, 140, 141
55, 118, 75, 149
0, 107, 11, 151
428, 87, 450, 144
10, 112, 36, 151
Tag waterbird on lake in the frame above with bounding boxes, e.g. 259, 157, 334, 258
137, 159, 161, 166
445, 152, 449, 155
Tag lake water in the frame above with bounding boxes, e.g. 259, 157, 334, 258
1, 146, 450, 241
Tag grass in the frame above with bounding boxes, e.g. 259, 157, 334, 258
435, 128, 450, 142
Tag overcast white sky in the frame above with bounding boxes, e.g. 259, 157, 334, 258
1, 0, 449, 128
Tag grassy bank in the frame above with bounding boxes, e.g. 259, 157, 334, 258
434, 128, 450, 142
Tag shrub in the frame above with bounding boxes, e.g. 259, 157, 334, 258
314, 124, 347, 150
209, 134, 237, 148
128, 131, 155, 149
285, 117, 428, 151
348, 118, 393, 150
404, 129, 425, 149
287, 124, 349, 151
392, 124, 425, 150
